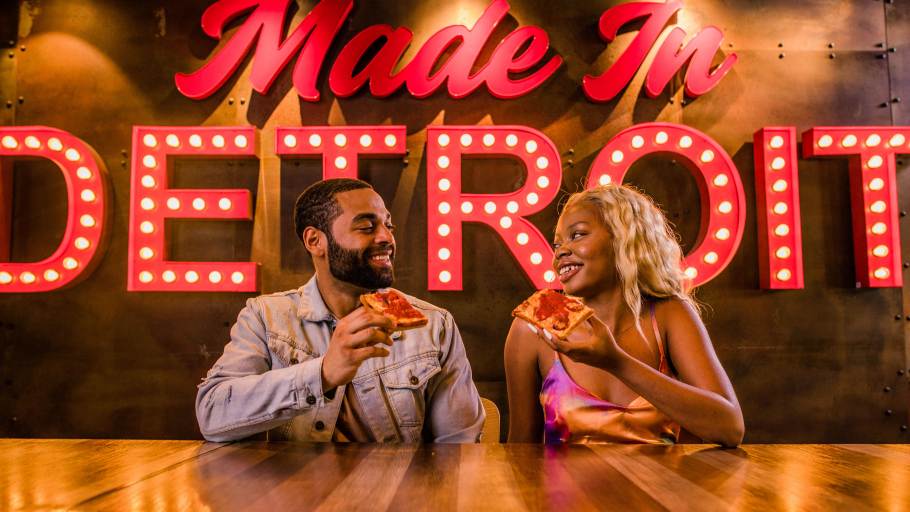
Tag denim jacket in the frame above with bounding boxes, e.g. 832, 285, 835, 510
196, 276, 485, 443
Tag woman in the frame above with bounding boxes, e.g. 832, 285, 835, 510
504, 184, 744, 446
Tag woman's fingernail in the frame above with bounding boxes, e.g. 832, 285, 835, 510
543, 330, 552, 341
527, 324, 538, 334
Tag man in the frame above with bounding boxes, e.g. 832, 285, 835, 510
196, 178, 485, 442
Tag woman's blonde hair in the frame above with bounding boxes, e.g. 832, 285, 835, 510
561, 184, 697, 334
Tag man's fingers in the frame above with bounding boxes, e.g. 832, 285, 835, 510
344, 308, 395, 334
353, 345, 390, 362
347, 327, 393, 348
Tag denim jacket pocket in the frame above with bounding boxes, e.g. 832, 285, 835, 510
266, 331, 315, 368
378, 355, 441, 428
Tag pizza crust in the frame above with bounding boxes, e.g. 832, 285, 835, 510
512, 289, 593, 339
360, 289, 429, 331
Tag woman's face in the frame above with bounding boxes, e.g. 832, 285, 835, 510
552, 204, 617, 298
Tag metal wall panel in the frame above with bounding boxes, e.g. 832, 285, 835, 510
0, 0, 908, 442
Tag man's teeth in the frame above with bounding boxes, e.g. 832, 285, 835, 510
371, 254, 391, 262
559, 265, 579, 276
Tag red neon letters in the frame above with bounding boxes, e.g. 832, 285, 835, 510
275, 126, 406, 179
0, 127, 109, 292
582, 1, 737, 102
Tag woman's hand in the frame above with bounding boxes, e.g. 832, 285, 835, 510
535, 315, 628, 371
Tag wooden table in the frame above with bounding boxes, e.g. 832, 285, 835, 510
0, 440, 907, 511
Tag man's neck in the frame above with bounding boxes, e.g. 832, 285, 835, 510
315, 271, 368, 319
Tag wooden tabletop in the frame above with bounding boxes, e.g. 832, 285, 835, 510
1, 440, 908, 511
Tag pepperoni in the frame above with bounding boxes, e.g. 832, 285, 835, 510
376, 291, 423, 319
533, 290, 572, 328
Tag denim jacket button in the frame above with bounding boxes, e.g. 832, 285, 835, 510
306, 395, 316, 405
314, 421, 325, 431
409, 376, 419, 385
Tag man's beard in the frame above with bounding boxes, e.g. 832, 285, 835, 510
326, 235, 394, 290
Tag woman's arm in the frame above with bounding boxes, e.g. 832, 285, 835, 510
504, 318, 544, 442
546, 299, 744, 447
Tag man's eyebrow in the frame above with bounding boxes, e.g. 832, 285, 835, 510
351, 212, 392, 223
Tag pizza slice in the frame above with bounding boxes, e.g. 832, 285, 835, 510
360, 289, 429, 331
512, 289, 593, 339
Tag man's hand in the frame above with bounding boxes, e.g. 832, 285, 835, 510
321, 307, 395, 391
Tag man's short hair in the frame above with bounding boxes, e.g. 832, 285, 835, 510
294, 178, 373, 241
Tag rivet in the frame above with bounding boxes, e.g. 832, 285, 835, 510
827, 43, 834, 49
902, 425, 908, 432
903, 262, 909, 269
896, 314, 903, 320
893, 97, 902, 103
239, 97, 246, 105
121, 149, 128, 156
884, 386, 891, 392
669, 98, 675, 104
898, 369, 905, 376
228, 97, 234, 105
829, 53, 836, 59
120, 160, 127, 167
877, 42, 885, 48
889, 47, 897, 53
779, 53, 785, 59
568, 148, 575, 155
886, 409, 893, 416
880, 102, 889, 108
778, 42, 784, 48
405, 149, 411, 155
877, 53, 888, 59
402, 157, 409, 164
17, 96, 23, 104
19, 45, 24, 52
6, 40, 13, 47
5, 101, 11, 108
567, 159, 574, 166
7, 52, 12, 58
681, 99, 688, 105
901, 211, 908, 217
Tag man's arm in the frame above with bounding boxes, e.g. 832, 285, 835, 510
424, 311, 485, 443
195, 298, 327, 442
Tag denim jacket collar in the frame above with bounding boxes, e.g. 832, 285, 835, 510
297, 275, 402, 340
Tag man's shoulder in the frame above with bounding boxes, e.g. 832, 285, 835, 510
246, 288, 303, 309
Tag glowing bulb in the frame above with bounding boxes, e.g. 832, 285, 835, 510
74, 237, 90, 250
438, 248, 451, 260
167, 197, 180, 210
611, 150, 624, 164
700, 149, 715, 163
192, 198, 206, 211
500, 217, 513, 229
189, 134, 202, 147
80, 214, 96, 228
142, 155, 157, 168
166, 134, 180, 147
219, 198, 232, 210
438, 224, 451, 237
334, 156, 347, 169
163, 270, 177, 283
24, 136, 40, 148
380, 133, 396, 147
776, 246, 791, 259
140, 198, 155, 210
703, 251, 718, 264
867, 155, 883, 169
460, 134, 473, 147
684, 267, 697, 279
872, 245, 889, 257
679, 136, 693, 149
234, 134, 248, 148
715, 228, 731, 240
870, 200, 887, 213
209, 271, 223, 283
438, 134, 450, 147
308, 134, 321, 147
506, 134, 518, 147
544, 270, 556, 283
0, 272, 11, 284
80, 189, 96, 202
141, 175, 156, 188
437, 156, 450, 169
439, 271, 452, 283
771, 157, 785, 170
333, 133, 347, 147
484, 202, 496, 214
77, 167, 92, 180
525, 140, 538, 153
65, 148, 81, 161
774, 224, 790, 236
772, 179, 788, 192
869, 178, 885, 191
889, 134, 905, 147
231, 271, 244, 284
140, 221, 155, 234
871, 222, 887, 235
438, 201, 451, 214
284, 134, 298, 148
769, 135, 784, 149
598, 174, 612, 186
873, 267, 890, 279
841, 134, 857, 147
713, 174, 729, 187
655, 131, 668, 144
48, 138, 63, 151
212, 134, 225, 148
185, 271, 199, 283
20, 271, 36, 284
865, 134, 882, 147
530, 252, 543, 265
482, 134, 495, 147
44, 269, 60, 282
536, 156, 549, 169
776, 269, 792, 281
537, 176, 550, 188
517, 233, 529, 245
631, 135, 644, 149
526, 192, 539, 205
62, 257, 78, 270
461, 201, 473, 214
773, 202, 788, 215
818, 135, 833, 148
718, 201, 733, 214
507, 201, 519, 214
438, 178, 451, 191
139, 247, 154, 260
359, 134, 372, 147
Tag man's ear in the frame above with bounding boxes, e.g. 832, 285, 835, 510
302, 226, 326, 257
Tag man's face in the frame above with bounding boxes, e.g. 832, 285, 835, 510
325, 188, 396, 290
